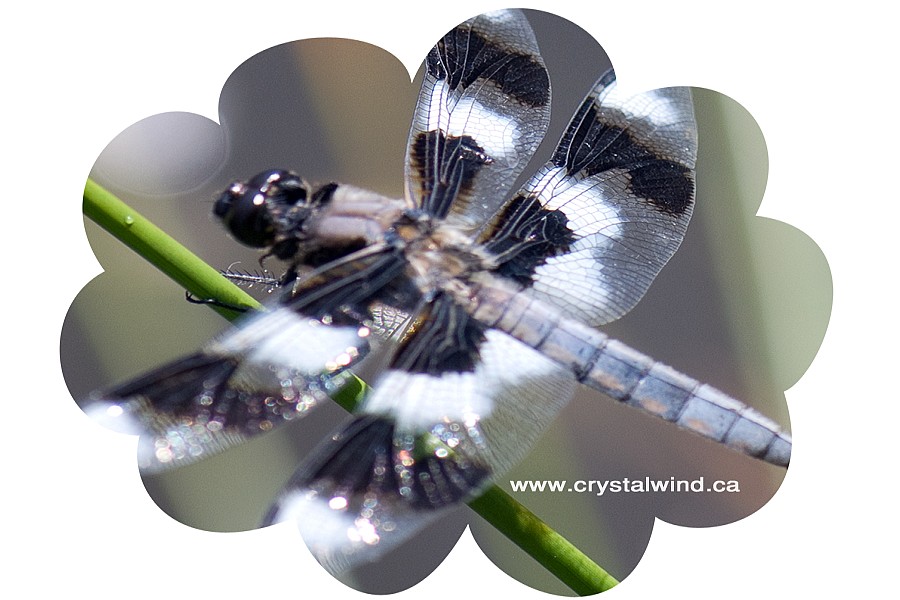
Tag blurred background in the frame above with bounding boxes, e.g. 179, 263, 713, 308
61, 9, 830, 595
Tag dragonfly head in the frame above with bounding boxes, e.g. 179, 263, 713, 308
214, 169, 311, 252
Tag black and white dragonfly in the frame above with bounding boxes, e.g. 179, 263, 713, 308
83, 9, 790, 573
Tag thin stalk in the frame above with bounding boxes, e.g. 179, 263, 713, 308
83, 179, 259, 321
82, 178, 618, 594
469, 486, 618, 594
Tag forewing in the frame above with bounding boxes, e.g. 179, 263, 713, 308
482, 70, 698, 326
84, 240, 414, 474
405, 9, 551, 225
85, 306, 370, 473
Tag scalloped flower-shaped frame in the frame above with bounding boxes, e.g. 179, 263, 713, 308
62, 9, 830, 596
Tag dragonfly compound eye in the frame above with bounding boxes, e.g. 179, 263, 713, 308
214, 170, 308, 248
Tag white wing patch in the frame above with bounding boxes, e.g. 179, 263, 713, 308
530, 166, 624, 237
210, 307, 369, 373
361, 369, 489, 430
601, 86, 687, 130
425, 81, 522, 164
361, 330, 575, 474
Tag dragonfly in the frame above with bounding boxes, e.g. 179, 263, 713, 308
82, 8, 791, 575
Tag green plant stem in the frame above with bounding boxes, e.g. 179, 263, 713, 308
469, 486, 618, 594
83, 179, 260, 321
82, 178, 618, 594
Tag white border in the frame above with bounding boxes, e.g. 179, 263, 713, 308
6, 0, 891, 597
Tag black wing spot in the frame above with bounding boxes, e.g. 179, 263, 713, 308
553, 103, 694, 215
426, 24, 549, 108
629, 162, 694, 214
99, 352, 297, 438
294, 414, 491, 510
308, 414, 396, 494
484, 194, 577, 286
410, 130, 492, 218
390, 294, 487, 374
108, 353, 239, 414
